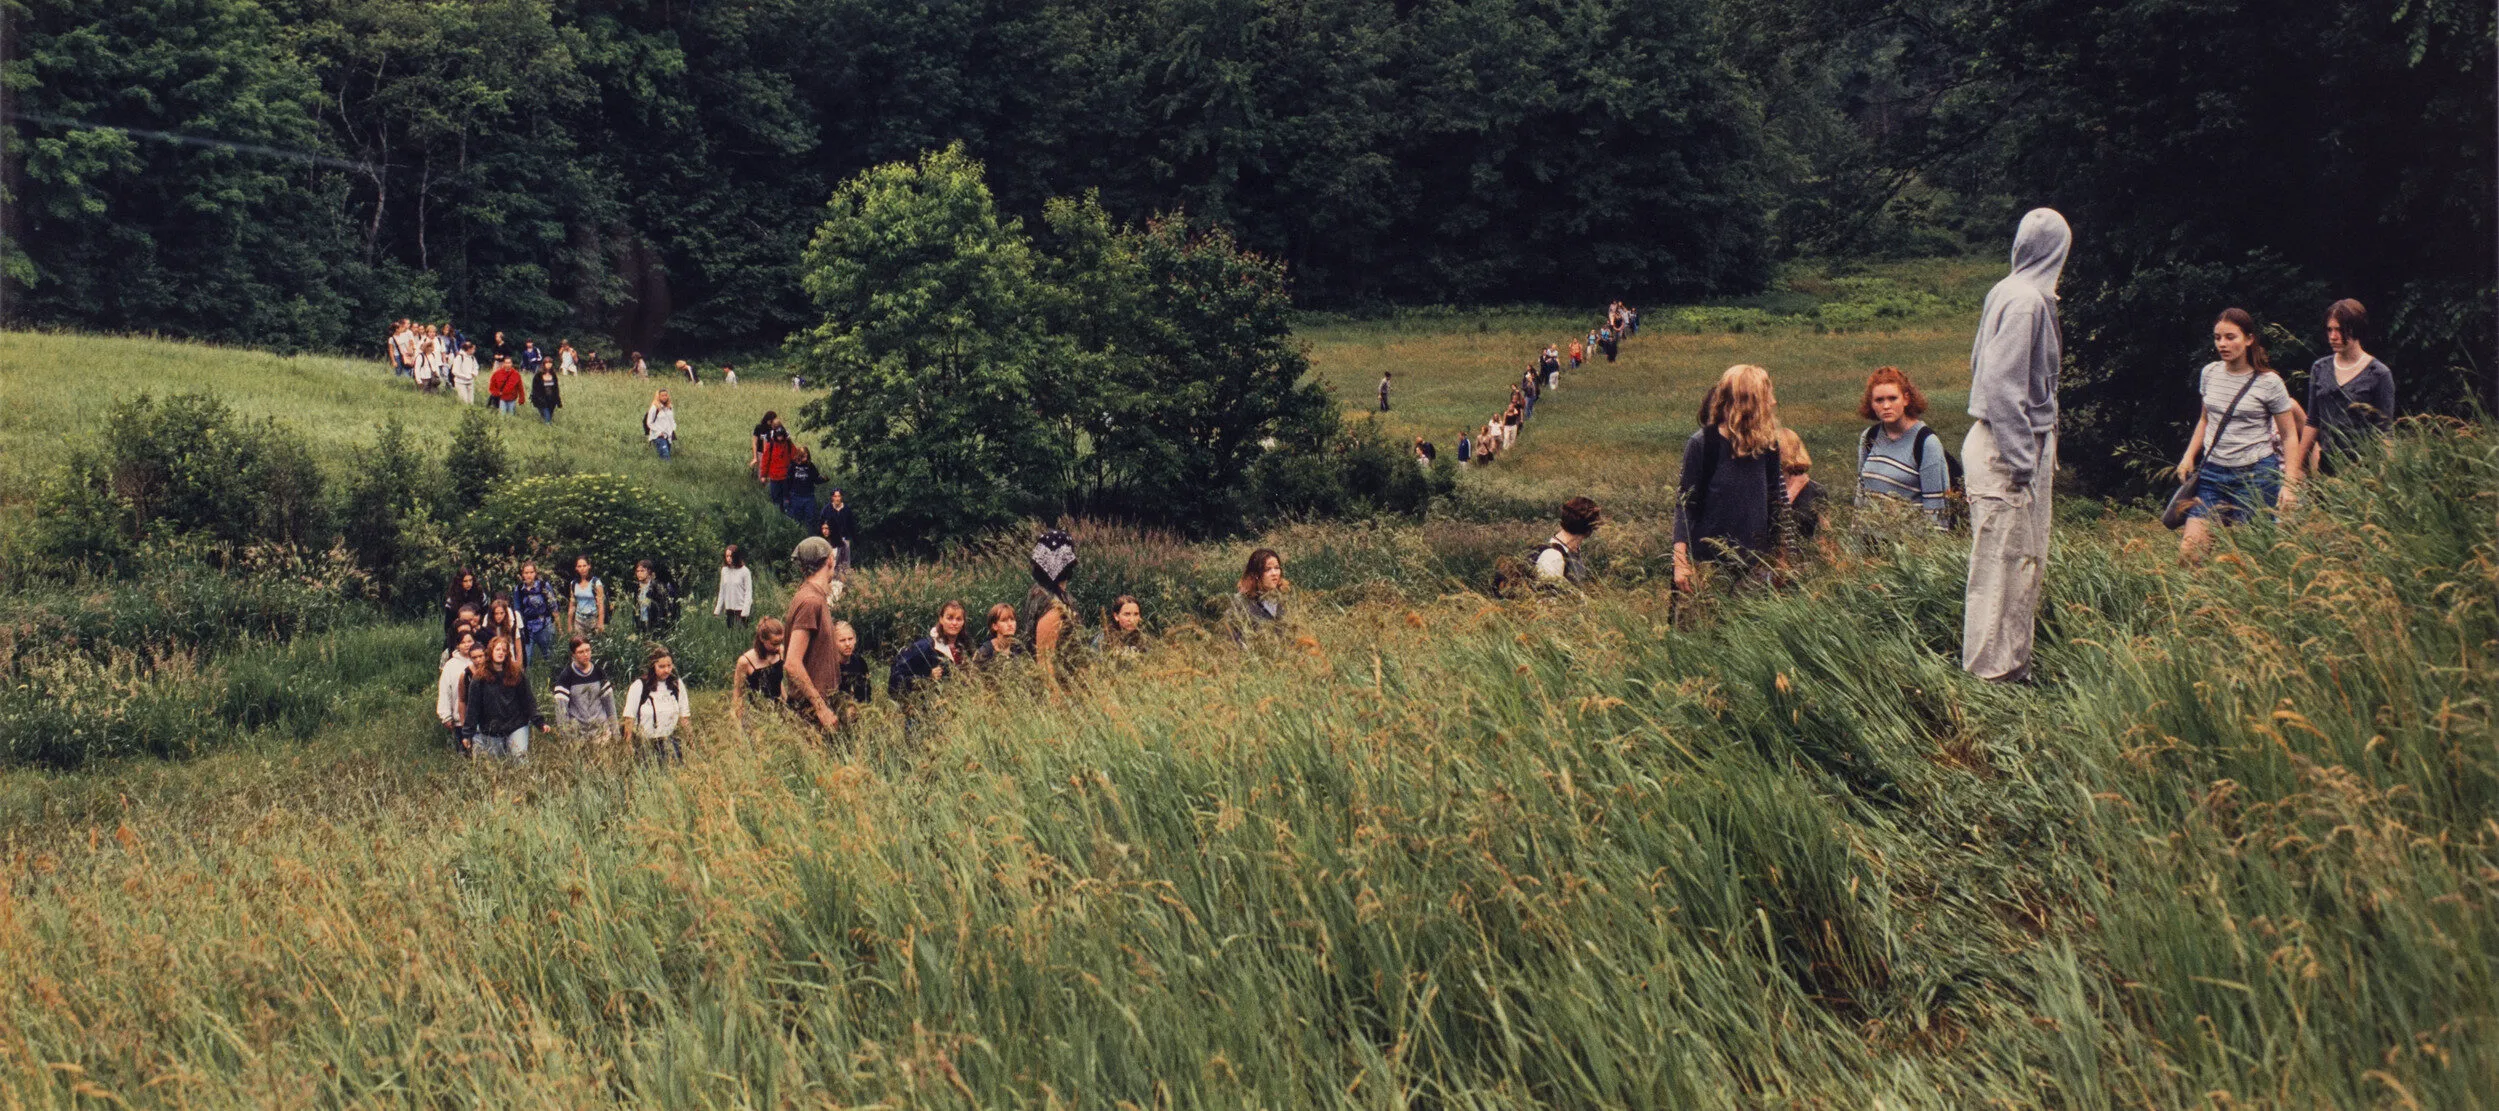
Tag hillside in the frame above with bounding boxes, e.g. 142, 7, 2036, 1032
0, 420, 2487, 1105
1, 282, 2491, 1104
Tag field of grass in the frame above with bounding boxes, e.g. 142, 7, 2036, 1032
1306, 257, 2000, 515
0, 420, 2487, 1105
3, 262, 2492, 1105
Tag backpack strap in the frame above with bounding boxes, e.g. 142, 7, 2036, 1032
1911, 426, 1936, 497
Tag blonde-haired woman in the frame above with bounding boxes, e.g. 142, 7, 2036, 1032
645, 390, 678, 460
1672, 364, 1792, 592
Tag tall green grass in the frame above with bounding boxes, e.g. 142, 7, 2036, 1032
0, 421, 2486, 1105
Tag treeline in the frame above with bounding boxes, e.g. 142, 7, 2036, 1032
8, 0, 2493, 493
7, 0, 1771, 354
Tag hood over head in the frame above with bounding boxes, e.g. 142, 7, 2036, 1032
2008, 208, 2070, 292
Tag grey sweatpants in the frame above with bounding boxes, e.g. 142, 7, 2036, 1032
1962, 422, 2055, 682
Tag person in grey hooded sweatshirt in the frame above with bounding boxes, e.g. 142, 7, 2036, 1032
1961, 208, 2069, 683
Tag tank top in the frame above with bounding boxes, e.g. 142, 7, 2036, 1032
743, 655, 785, 701
572, 578, 600, 619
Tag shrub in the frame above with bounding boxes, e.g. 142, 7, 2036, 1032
466, 473, 712, 592
444, 410, 510, 514
339, 419, 443, 613
31, 392, 330, 570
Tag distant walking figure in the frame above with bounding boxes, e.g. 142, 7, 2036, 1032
1378, 372, 1393, 412
1961, 208, 2069, 683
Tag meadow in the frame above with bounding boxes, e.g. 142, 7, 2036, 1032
0, 261, 2491, 1106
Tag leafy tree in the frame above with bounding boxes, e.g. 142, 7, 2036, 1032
443, 409, 509, 514
466, 473, 710, 592
11, 0, 376, 349
789, 144, 1073, 551
339, 418, 438, 609
1038, 196, 1329, 533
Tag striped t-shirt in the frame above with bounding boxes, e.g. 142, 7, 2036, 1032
2196, 362, 2294, 468
1857, 422, 1952, 524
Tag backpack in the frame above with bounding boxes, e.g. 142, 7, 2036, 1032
1489, 540, 1568, 596
1857, 424, 1967, 528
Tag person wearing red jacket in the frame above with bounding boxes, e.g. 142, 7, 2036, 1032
753, 411, 794, 503
487, 357, 525, 416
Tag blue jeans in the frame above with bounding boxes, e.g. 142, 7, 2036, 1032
537, 405, 555, 423
522, 622, 555, 665
2188, 456, 2283, 524
654, 436, 673, 460
478, 726, 530, 760
496, 399, 517, 416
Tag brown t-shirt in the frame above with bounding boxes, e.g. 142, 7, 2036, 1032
784, 581, 843, 706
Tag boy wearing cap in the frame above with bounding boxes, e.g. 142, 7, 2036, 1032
781, 537, 850, 732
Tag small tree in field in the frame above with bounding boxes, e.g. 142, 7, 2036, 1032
788, 143, 1072, 551
444, 409, 508, 514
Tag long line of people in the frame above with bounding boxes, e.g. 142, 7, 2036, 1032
423, 212, 2400, 765
1423, 300, 1639, 468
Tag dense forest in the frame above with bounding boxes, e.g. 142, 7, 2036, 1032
6, 0, 2495, 488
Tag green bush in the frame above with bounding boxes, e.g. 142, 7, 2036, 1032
466, 473, 713, 591
31, 392, 331, 572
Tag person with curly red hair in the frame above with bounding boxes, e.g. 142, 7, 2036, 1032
1854, 366, 1954, 527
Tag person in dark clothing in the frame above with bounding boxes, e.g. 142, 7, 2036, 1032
730, 617, 787, 735
513, 561, 560, 665
520, 341, 545, 372
820, 489, 859, 571
889, 601, 968, 741
2302, 298, 2397, 474
529, 366, 562, 423
443, 569, 489, 648
1598, 327, 1619, 362
632, 559, 677, 633
463, 635, 543, 760
1378, 372, 1392, 412
783, 447, 823, 523
753, 412, 793, 503
1673, 365, 1791, 592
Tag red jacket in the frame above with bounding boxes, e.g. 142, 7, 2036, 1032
488, 365, 524, 403
756, 425, 793, 480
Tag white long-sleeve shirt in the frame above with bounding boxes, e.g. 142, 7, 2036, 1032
448, 350, 478, 385
714, 565, 753, 615
626, 677, 692, 738
645, 405, 677, 441
436, 656, 472, 725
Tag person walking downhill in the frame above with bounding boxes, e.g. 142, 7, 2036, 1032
564, 556, 607, 639
413, 325, 441, 393
1855, 367, 1955, 529
644, 390, 678, 459
754, 412, 794, 504
783, 447, 823, 523
1378, 371, 1393, 413
514, 561, 560, 665
1229, 549, 1289, 643
1531, 497, 1604, 589
450, 342, 481, 405
624, 645, 693, 766
781, 537, 855, 736
1961, 208, 2069, 684
890, 601, 968, 741
530, 364, 563, 423
2301, 298, 2397, 476
631, 559, 677, 633
1672, 365, 1792, 594
821, 489, 858, 572
729, 618, 788, 734
550, 637, 618, 744
464, 635, 542, 760
389, 319, 417, 378
437, 626, 478, 755
487, 356, 524, 416
443, 568, 489, 649
2174, 307, 2304, 565
714, 545, 753, 629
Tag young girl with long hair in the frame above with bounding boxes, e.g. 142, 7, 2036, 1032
625, 644, 693, 765
714, 545, 753, 628
2174, 307, 2303, 563
730, 617, 786, 734
463, 635, 541, 759
1672, 364, 1792, 592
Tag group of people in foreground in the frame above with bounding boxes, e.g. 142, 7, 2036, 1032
426, 208, 2399, 759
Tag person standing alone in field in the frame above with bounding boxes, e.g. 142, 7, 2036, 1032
1961, 208, 2068, 684
1378, 371, 1393, 412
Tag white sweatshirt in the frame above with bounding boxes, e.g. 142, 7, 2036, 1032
714, 565, 753, 615
436, 656, 471, 725
626, 677, 692, 738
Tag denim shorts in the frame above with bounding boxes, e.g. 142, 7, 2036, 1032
2188, 456, 2282, 524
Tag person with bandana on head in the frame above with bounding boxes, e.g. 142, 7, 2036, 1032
1019, 528, 1080, 690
